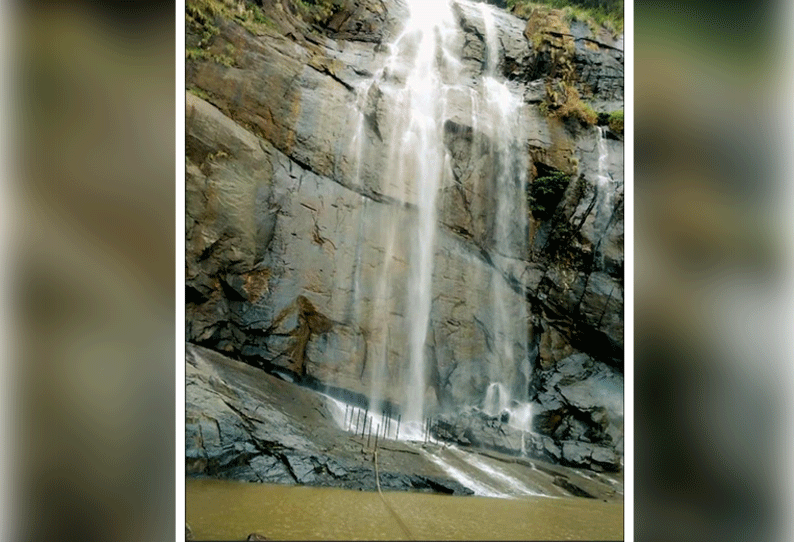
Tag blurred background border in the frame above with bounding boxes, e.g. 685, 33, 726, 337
1, 0, 793, 541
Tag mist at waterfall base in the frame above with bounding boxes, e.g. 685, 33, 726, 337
635, 0, 794, 540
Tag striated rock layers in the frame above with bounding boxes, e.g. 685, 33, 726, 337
185, 343, 474, 494
186, 0, 623, 471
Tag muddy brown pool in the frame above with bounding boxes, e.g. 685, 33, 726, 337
186, 478, 623, 540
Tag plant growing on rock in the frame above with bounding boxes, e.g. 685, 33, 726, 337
294, 0, 339, 25
186, 46, 235, 67
608, 110, 623, 134
544, 81, 598, 126
507, 0, 624, 36
529, 169, 571, 220
187, 0, 223, 48
187, 86, 211, 100
187, 0, 276, 42
524, 7, 576, 80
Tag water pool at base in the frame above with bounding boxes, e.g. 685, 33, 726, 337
186, 478, 623, 541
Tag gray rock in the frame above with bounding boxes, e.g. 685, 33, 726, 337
185, 0, 623, 474
562, 441, 591, 465
187, 344, 485, 493
558, 372, 623, 414
250, 455, 294, 484
284, 453, 317, 483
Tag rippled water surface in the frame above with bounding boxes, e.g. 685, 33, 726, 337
187, 478, 623, 540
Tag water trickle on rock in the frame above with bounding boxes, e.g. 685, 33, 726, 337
592, 125, 617, 268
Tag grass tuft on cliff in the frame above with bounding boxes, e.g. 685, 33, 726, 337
607, 110, 623, 133
294, 0, 340, 25
187, 0, 276, 43
507, 0, 623, 36
545, 82, 598, 126
529, 168, 571, 221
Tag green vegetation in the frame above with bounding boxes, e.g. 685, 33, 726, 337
186, 0, 275, 45
506, 0, 623, 36
186, 46, 234, 67
185, 0, 339, 39
546, 82, 598, 126
607, 110, 623, 134
247, 4, 276, 29
529, 169, 571, 221
186, 0, 222, 48
187, 86, 211, 100
294, 0, 339, 25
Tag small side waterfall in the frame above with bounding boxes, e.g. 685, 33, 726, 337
592, 125, 618, 269
477, 2, 532, 424
483, 382, 511, 417
594, 125, 615, 228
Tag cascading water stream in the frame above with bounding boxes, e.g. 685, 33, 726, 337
476, 2, 532, 430
342, 0, 534, 437
344, 0, 463, 426
592, 125, 617, 269
394, 0, 462, 424
594, 126, 615, 227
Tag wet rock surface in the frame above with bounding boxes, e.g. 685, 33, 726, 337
186, 344, 473, 495
185, 0, 623, 475
186, 344, 623, 498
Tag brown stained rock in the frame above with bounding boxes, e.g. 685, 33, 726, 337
524, 8, 575, 81
538, 324, 575, 370
243, 268, 271, 302
534, 407, 567, 436
246, 533, 270, 541
287, 295, 333, 376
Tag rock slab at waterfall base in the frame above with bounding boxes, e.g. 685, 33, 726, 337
186, 344, 474, 495
186, 344, 624, 499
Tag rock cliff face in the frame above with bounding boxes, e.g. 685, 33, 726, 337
186, 0, 623, 470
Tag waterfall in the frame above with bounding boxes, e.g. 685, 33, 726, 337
593, 125, 617, 268
594, 126, 615, 226
477, 2, 531, 420
343, 0, 463, 425
343, 0, 533, 435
